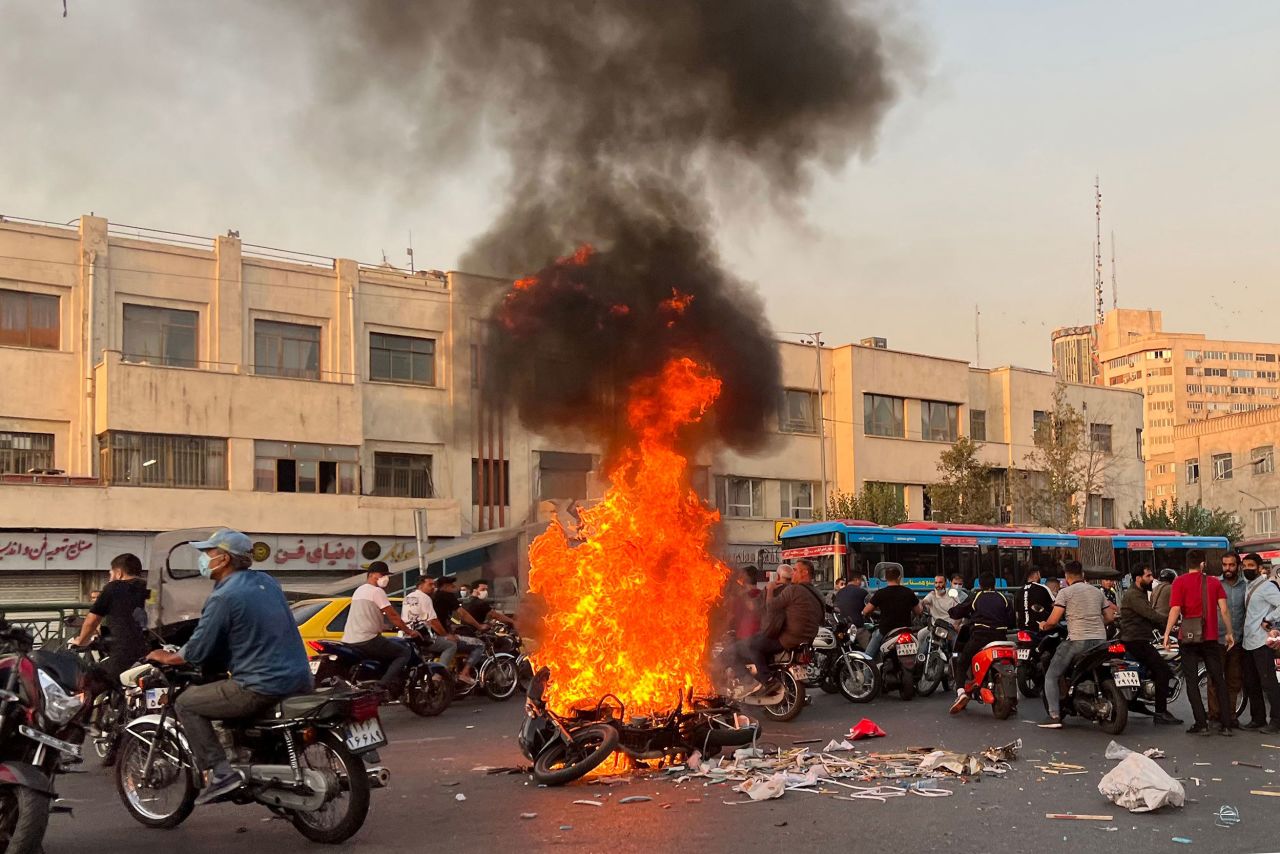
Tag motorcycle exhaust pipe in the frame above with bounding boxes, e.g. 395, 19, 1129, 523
367, 765, 390, 788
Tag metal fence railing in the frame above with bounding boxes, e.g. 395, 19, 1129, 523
0, 602, 91, 646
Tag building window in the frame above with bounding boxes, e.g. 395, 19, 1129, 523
369, 332, 436, 386
101, 432, 226, 489
1089, 423, 1113, 453
373, 452, 434, 498
1253, 445, 1275, 476
1257, 353, 1277, 363
0, 289, 59, 350
1086, 495, 1116, 527
538, 451, 592, 501
780, 480, 818, 520
1230, 352, 1254, 362
254, 441, 359, 494
1255, 508, 1279, 536
254, 320, 321, 379
1136, 428, 1143, 460
122, 304, 198, 368
1185, 458, 1200, 484
472, 458, 511, 506
715, 476, 764, 518
0, 431, 54, 474
920, 400, 959, 442
863, 394, 905, 438
778, 389, 819, 434
1213, 452, 1233, 481
1032, 410, 1050, 440
969, 409, 987, 442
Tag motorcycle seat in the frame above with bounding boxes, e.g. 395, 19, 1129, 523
981, 641, 1015, 651
255, 688, 348, 723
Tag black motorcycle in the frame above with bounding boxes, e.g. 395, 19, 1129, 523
876, 626, 919, 701
310, 635, 452, 717
519, 667, 758, 786
114, 662, 386, 843
1, 620, 89, 854
805, 616, 879, 703
1042, 641, 1129, 734
916, 619, 957, 697
1015, 628, 1065, 698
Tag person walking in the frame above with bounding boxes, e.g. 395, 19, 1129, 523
1163, 549, 1235, 735
1241, 552, 1280, 734
1210, 552, 1259, 728
1119, 567, 1182, 725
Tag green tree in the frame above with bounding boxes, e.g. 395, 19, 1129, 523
820, 483, 907, 526
1127, 500, 1244, 541
929, 436, 997, 524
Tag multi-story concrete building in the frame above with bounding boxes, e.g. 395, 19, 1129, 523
1089, 309, 1280, 504
0, 213, 1147, 604
1051, 325, 1096, 386
1173, 407, 1280, 541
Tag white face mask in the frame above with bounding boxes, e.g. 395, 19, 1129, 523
376, 576, 390, 589
476, 589, 489, 600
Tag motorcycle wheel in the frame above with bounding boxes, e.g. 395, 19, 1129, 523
917, 653, 946, 697
405, 667, 452, 717
1017, 663, 1041, 699
482, 655, 519, 701
1096, 679, 1129, 735
93, 689, 129, 766
898, 668, 915, 701
532, 724, 619, 787
992, 678, 1017, 720
836, 655, 881, 704
0, 785, 50, 854
289, 731, 371, 844
760, 672, 805, 722
517, 656, 534, 693
115, 722, 198, 829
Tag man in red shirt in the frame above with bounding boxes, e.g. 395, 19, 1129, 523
1164, 549, 1236, 735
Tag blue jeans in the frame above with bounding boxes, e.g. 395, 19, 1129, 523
1044, 639, 1106, 718
866, 629, 885, 660
457, 637, 485, 670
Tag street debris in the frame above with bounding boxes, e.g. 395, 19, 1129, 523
1232, 761, 1265, 769
1103, 740, 1165, 761
848, 719, 887, 740
1098, 753, 1185, 813
454, 793, 467, 802
1214, 805, 1240, 827
1171, 838, 1192, 845
572, 799, 604, 807
618, 796, 652, 804
1250, 790, 1280, 798
1046, 813, 1114, 821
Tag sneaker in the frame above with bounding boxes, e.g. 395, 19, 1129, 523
1215, 725, 1234, 737
457, 672, 477, 686
949, 691, 970, 715
1242, 720, 1266, 731
194, 768, 243, 806
1260, 723, 1280, 735
1036, 717, 1062, 729
1186, 723, 1210, 736
1152, 711, 1183, 726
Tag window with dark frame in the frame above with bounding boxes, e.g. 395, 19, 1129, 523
1213, 452, 1233, 481
1032, 410, 1050, 440
1089, 422, 1113, 453
122, 304, 198, 368
780, 480, 817, 520
778, 389, 819, 434
969, 409, 987, 441
369, 332, 436, 386
920, 400, 959, 442
253, 441, 359, 495
1185, 458, 1200, 484
254, 319, 321, 379
374, 452, 434, 498
1253, 445, 1275, 476
472, 458, 511, 506
0, 289, 59, 350
863, 394, 905, 438
100, 432, 226, 489
715, 475, 764, 518
0, 431, 54, 474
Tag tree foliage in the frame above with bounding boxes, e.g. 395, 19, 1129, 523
1127, 500, 1244, 542
820, 483, 908, 526
929, 436, 997, 524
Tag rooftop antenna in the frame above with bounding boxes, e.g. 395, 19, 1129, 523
1110, 230, 1118, 309
974, 304, 981, 367
1093, 176, 1105, 324
407, 230, 415, 274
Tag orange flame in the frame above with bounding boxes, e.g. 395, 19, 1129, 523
528, 357, 729, 716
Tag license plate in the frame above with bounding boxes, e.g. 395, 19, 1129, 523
1016, 648, 1030, 660
345, 718, 387, 752
144, 688, 168, 710
309, 659, 321, 674
897, 642, 918, 656
1113, 669, 1140, 688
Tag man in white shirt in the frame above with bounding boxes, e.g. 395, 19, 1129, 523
401, 576, 459, 667
342, 562, 421, 691
921, 576, 957, 625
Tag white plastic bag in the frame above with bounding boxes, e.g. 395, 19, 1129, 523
1097, 753, 1185, 813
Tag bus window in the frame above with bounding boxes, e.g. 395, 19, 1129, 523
1030, 546, 1075, 578
847, 542, 884, 581
1000, 547, 1033, 586
893, 544, 940, 585
778, 532, 843, 584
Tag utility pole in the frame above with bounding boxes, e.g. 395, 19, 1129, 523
1110, 230, 1118, 310
808, 332, 829, 515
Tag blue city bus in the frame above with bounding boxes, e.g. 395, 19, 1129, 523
779, 521, 1229, 592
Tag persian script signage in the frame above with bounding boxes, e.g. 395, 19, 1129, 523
0, 533, 149, 571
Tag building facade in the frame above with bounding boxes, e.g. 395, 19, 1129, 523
1051, 325, 1097, 386
1173, 407, 1280, 540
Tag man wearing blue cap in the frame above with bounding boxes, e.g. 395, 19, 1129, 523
146, 528, 313, 805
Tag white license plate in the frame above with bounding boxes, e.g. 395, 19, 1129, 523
345, 718, 386, 752
1016, 648, 1030, 660
144, 688, 168, 710
897, 642, 918, 656
309, 659, 321, 674
1113, 670, 1140, 688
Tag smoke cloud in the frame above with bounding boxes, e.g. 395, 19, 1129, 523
294, 0, 906, 450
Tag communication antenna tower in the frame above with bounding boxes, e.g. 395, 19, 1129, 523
1110, 230, 1118, 309
1093, 176, 1105, 324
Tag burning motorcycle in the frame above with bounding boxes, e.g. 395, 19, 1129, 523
0, 620, 88, 854
519, 667, 758, 786
310, 634, 452, 717
114, 662, 386, 843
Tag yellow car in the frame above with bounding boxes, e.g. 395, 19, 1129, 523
292, 597, 403, 657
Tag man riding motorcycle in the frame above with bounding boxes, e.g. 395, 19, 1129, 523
1015, 566, 1054, 633
733, 559, 823, 696
1036, 561, 1117, 728
144, 529, 314, 805
1119, 566, 1182, 725
948, 572, 1014, 713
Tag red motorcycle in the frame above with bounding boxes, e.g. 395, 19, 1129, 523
951, 640, 1019, 720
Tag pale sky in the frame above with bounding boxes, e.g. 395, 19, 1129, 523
3, 1, 1278, 369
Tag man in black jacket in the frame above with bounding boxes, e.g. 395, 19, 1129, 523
1120, 567, 1182, 725
1016, 567, 1054, 632
948, 572, 1014, 713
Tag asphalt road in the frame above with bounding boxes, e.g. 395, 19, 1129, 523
44, 686, 1280, 854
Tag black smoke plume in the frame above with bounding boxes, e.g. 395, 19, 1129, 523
296, 0, 905, 450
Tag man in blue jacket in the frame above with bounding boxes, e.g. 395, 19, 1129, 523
147, 528, 313, 805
